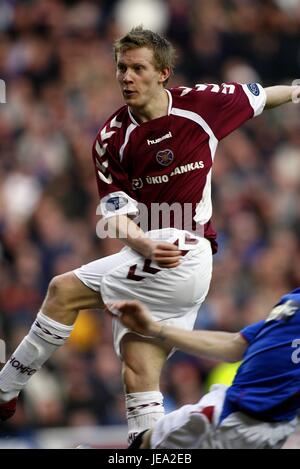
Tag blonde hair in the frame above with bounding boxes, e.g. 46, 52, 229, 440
114, 26, 176, 84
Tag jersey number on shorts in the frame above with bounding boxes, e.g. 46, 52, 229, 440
126, 236, 197, 281
127, 259, 161, 281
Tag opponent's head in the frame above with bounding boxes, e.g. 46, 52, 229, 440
114, 26, 175, 107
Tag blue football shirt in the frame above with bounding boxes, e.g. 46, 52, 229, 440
220, 288, 300, 423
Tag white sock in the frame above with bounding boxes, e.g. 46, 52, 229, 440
0, 312, 73, 402
126, 391, 164, 443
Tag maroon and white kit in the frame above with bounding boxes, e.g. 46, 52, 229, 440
74, 82, 266, 355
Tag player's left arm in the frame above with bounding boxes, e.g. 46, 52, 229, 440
264, 85, 300, 109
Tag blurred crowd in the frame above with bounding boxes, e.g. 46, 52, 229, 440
0, 0, 300, 439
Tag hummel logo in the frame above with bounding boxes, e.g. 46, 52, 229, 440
147, 131, 172, 146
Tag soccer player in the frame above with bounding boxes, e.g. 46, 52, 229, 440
0, 27, 299, 442
108, 289, 300, 449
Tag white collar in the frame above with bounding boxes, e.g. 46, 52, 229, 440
128, 89, 172, 125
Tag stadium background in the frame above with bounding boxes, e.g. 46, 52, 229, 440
0, 0, 300, 448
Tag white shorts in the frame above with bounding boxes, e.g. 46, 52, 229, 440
73, 228, 212, 357
151, 384, 298, 449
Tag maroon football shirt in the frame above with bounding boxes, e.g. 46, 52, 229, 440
93, 83, 266, 252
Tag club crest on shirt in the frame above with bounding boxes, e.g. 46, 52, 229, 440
156, 149, 174, 166
132, 178, 143, 190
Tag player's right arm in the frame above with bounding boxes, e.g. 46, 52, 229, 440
107, 300, 248, 363
107, 214, 182, 268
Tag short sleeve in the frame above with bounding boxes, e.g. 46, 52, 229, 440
100, 191, 139, 220
241, 84, 266, 117
239, 320, 266, 344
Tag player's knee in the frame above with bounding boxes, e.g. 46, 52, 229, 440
46, 273, 77, 311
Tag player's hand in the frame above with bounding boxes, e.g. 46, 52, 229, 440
105, 300, 161, 337
148, 242, 182, 268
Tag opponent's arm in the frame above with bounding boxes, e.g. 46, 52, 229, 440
107, 300, 248, 363
264, 85, 300, 109
107, 214, 182, 268
155, 327, 246, 363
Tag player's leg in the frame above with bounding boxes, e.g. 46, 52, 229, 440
0, 247, 139, 420
42, 272, 103, 324
139, 385, 229, 449
121, 333, 172, 444
0, 272, 102, 416
130, 402, 213, 449
143, 403, 212, 449
108, 238, 213, 442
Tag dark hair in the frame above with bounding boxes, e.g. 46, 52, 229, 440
114, 26, 176, 84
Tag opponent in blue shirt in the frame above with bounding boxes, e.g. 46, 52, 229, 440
220, 289, 300, 424
108, 288, 300, 449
